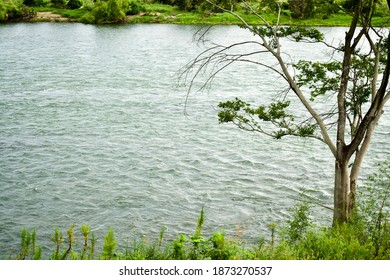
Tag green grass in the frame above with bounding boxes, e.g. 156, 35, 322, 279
33, 7, 86, 19
26, 3, 390, 26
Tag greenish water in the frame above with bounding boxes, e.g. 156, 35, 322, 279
0, 23, 388, 257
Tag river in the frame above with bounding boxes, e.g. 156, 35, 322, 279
0, 23, 388, 258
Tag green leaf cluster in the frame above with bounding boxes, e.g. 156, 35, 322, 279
252, 26, 324, 43
218, 97, 317, 139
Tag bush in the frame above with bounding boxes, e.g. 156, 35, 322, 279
79, 11, 95, 23
0, 0, 8, 21
126, 0, 144, 15
91, 0, 127, 23
0, 0, 35, 22
175, 0, 191, 11
51, 0, 67, 8
67, 0, 83, 9
312, 0, 339, 19
198, 0, 240, 14
23, 0, 46, 6
285, 201, 312, 244
288, 0, 314, 19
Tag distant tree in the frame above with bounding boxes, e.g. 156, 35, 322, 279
183, 0, 390, 225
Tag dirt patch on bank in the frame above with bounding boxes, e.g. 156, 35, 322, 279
35, 12, 75, 22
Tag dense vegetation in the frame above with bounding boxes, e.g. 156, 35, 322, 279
0, 0, 389, 25
6, 157, 390, 260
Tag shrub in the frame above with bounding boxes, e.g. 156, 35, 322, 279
0, 0, 35, 22
51, 0, 67, 8
101, 228, 117, 260
285, 201, 312, 244
23, 0, 46, 6
198, 0, 240, 14
312, 0, 339, 19
126, 0, 144, 15
288, 0, 314, 19
79, 11, 95, 23
67, 0, 83, 9
91, 0, 127, 23
0, 0, 8, 21
17, 228, 41, 260
175, 0, 191, 11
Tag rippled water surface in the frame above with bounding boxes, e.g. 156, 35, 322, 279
0, 23, 388, 257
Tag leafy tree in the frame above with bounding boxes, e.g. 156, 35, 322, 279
182, 0, 390, 225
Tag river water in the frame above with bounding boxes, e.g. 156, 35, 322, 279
0, 23, 388, 258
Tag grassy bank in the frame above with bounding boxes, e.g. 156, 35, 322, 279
12, 2, 390, 26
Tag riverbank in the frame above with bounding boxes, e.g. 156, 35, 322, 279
23, 5, 390, 26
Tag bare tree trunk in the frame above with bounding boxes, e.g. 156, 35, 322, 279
332, 0, 362, 225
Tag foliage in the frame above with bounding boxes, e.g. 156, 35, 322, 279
288, 0, 314, 19
16, 228, 41, 260
81, 0, 144, 23
218, 98, 318, 139
127, 0, 144, 15
0, 0, 35, 21
81, 0, 128, 23
356, 158, 390, 256
285, 201, 312, 244
23, 0, 46, 7
51, 0, 67, 8
258, 0, 284, 13
174, 0, 191, 11
197, 0, 240, 13
67, 0, 83, 9
101, 228, 117, 260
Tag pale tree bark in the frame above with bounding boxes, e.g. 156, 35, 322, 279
332, 0, 362, 224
